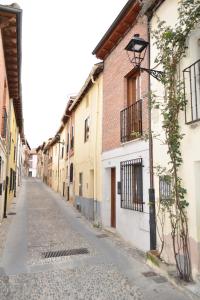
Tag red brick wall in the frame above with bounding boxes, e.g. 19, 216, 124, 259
102, 16, 149, 152
0, 30, 9, 138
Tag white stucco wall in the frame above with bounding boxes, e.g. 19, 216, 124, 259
150, 0, 200, 275
102, 139, 150, 252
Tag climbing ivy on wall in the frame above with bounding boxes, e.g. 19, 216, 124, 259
152, 0, 200, 281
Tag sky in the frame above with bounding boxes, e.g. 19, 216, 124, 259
0, 0, 128, 148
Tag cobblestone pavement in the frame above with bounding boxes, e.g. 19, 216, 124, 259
0, 178, 194, 299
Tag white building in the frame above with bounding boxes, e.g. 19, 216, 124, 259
150, 0, 200, 278
29, 149, 37, 178
93, 2, 151, 252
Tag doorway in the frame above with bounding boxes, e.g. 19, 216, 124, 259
111, 167, 116, 228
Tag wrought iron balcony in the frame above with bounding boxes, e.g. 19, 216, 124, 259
120, 100, 142, 143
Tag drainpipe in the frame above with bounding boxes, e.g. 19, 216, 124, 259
94, 77, 100, 223
147, 18, 156, 250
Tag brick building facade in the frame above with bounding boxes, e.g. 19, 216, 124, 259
93, 0, 151, 251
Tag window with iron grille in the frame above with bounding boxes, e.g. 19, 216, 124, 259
159, 175, 172, 202
183, 59, 200, 124
121, 158, 143, 212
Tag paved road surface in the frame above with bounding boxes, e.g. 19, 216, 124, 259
0, 178, 192, 299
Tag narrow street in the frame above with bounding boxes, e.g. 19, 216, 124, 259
0, 178, 191, 300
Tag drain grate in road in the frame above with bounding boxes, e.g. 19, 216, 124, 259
7, 212, 16, 215
96, 234, 108, 238
142, 271, 157, 277
42, 248, 89, 259
152, 276, 167, 283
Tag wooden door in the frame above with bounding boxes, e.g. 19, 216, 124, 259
111, 168, 116, 228
127, 76, 137, 107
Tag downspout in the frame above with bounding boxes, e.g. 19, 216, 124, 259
92, 75, 99, 223
147, 16, 156, 250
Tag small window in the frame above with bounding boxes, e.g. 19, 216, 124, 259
84, 117, 90, 142
159, 175, 172, 202
121, 158, 143, 212
79, 172, 83, 196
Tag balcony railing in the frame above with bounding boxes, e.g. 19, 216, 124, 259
183, 59, 200, 124
120, 100, 142, 143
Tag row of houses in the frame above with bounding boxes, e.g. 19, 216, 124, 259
0, 4, 26, 222
36, 0, 200, 279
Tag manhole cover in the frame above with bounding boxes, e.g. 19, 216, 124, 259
42, 248, 89, 258
7, 212, 16, 215
152, 276, 167, 283
142, 271, 157, 277
96, 234, 108, 238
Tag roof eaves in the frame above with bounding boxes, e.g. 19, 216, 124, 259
69, 62, 103, 111
92, 0, 140, 56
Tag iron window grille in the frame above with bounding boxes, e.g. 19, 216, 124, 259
159, 175, 172, 202
121, 158, 143, 212
120, 100, 142, 143
183, 59, 200, 124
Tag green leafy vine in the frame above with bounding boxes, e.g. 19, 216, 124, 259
152, 0, 200, 281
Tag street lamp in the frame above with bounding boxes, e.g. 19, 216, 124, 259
125, 33, 157, 251
125, 34, 163, 81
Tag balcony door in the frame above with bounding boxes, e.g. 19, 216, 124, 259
125, 72, 141, 141
127, 72, 140, 107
